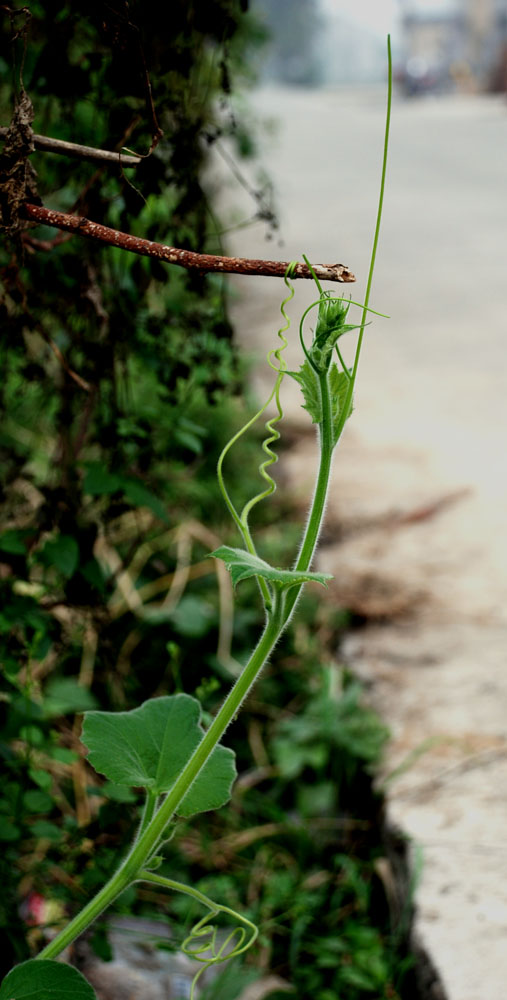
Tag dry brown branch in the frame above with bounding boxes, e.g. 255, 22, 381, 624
22, 228, 73, 251
44, 334, 92, 392
22, 202, 356, 283
0, 127, 141, 166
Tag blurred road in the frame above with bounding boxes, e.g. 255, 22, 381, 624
217, 86, 507, 1000
224, 86, 507, 497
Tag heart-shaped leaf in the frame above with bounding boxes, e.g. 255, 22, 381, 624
210, 546, 333, 590
82, 695, 236, 818
0, 959, 97, 1000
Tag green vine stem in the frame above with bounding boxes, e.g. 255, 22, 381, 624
137, 789, 158, 839
38, 590, 287, 960
35, 36, 392, 972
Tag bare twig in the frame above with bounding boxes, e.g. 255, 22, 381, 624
98, 4, 163, 156
22, 228, 73, 251
0, 127, 141, 167
22, 202, 356, 282
123, 16, 163, 156
44, 334, 92, 393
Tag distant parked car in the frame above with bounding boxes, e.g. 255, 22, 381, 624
396, 56, 448, 96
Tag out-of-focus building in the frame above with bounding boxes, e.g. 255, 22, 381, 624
251, 0, 396, 86
252, 0, 507, 93
399, 0, 507, 94
251, 0, 325, 85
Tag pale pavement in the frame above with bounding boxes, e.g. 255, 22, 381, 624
213, 85, 507, 1000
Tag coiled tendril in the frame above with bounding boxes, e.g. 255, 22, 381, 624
216, 261, 297, 608
182, 905, 258, 998
240, 261, 297, 524
140, 870, 258, 1000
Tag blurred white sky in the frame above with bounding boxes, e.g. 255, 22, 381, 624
320, 0, 457, 43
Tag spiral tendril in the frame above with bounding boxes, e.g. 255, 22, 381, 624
239, 260, 296, 527
183, 906, 258, 998
139, 870, 258, 1000
216, 263, 297, 608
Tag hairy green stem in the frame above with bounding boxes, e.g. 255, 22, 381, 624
38, 594, 285, 960
140, 871, 223, 911
139, 870, 258, 944
137, 789, 158, 839
37, 862, 135, 959
283, 368, 334, 624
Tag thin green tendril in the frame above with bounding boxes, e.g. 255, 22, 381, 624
334, 340, 351, 380
139, 870, 258, 1000
239, 261, 297, 527
183, 907, 258, 999
216, 262, 297, 608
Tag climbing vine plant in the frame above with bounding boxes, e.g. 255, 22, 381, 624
0, 32, 392, 997
0, 1, 393, 993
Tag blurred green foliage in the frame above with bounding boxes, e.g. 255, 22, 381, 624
0, 0, 267, 975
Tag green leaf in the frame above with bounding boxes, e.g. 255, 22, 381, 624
0, 818, 20, 841
198, 961, 260, 1000
168, 595, 215, 637
43, 678, 98, 717
174, 428, 203, 454
82, 463, 121, 496
30, 820, 63, 842
340, 965, 381, 991
0, 959, 97, 1000
289, 361, 353, 445
23, 789, 53, 814
288, 360, 321, 424
82, 695, 236, 818
210, 546, 333, 590
83, 464, 169, 521
80, 559, 107, 595
100, 782, 137, 803
39, 535, 79, 577
28, 768, 52, 790
120, 479, 169, 522
49, 746, 79, 764
310, 296, 351, 371
315, 295, 351, 339
0, 530, 30, 555
329, 363, 353, 445
174, 417, 206, 455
